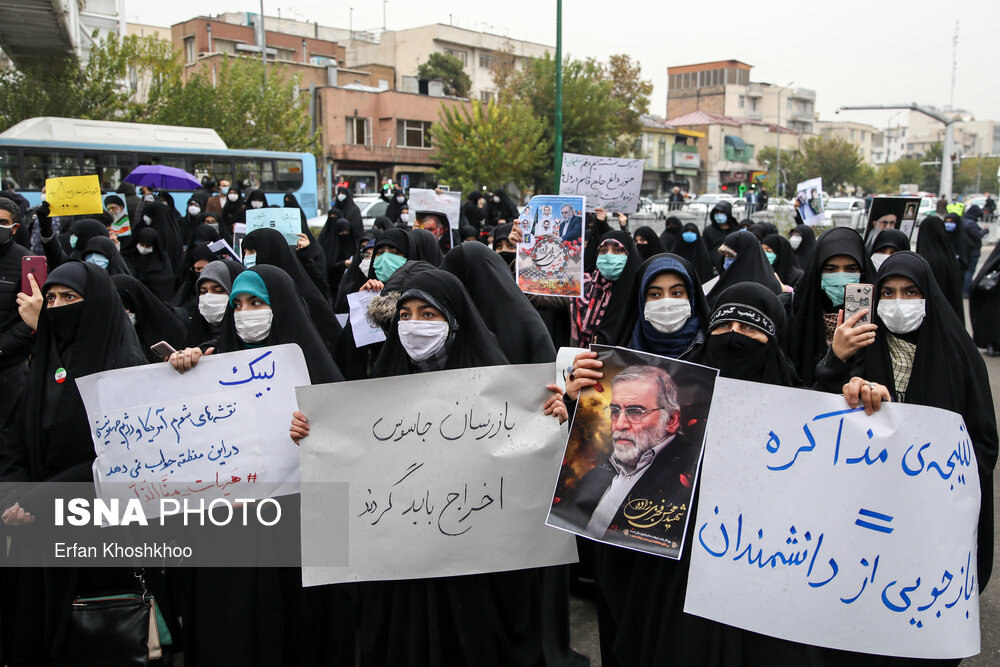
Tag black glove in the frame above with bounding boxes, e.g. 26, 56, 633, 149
36, 201, 52, 237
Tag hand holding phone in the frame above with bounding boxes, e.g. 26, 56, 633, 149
844, 284, 874, 327
150, 340, 178, 360
21, 256, 47, 296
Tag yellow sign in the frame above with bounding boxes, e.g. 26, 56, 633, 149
45, 175, 104, 216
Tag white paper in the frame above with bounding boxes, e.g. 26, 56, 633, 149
346, 290, 386, 347
296, 363, 579, 586
245, 207, 301, 245
207, 238, 239, 260
685, 378, 980, 659
795, 177, 826, 226
78, 345, 310, 518
559, 152, 644, 213
407, 188, 462, 229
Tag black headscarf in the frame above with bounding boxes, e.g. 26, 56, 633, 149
707, 230, 782, 307
971, 242, 1000, 348
702, 201, 738, 257
81, 236, 131, 277
870, 229, 910, 254
135, 200, 183, 275
462, 192, 486, 229
746, 221, 778, 241
181, 191, 210, 242
111, 274, 188, 363
915, 216, 965, 323
632, 226, 665, 261
176, 222, 224, 285
185, 259, 246, 349
572, 230, 641, 347
407, 228, 445, 266
788, 227, 875, 385
244, 189, 269, 213
372, 269, 508, 376
865, 252, 997, 589
943, 212, 971, 270
366, 229, 411, 280
66, 219, 109, 260
372, 216, 393, 233
216, 265, 343, 385
122, 227, 174, 301
334, 186, 363, 230
789, 224, 817, 266
221, 185, 245, 228
243, 228, 342, 352
762, 233, 803, 287
170, 244, 223, 311
688, 282, 801, 387
440, 241, 555, 364
282, 192, 311, 233
318, 217, 358, 294
658, 216, 684, 252
629, 253, 709, 358
384, 188, 407, 223
673, 223, 716, 283
484, 189, 518, 226
333, 232, 376, 313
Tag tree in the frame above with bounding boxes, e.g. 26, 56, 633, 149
417, 52, 471, 98
433, 99, 549, 193
800, 135, 863, 193
150, 57, 318, 155
756, 146, 806, 196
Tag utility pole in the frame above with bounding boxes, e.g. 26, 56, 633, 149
552, 0, 563, 195
260, 0, 266, 85
950, 21, 959, 110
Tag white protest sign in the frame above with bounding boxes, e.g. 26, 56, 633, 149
685, 378, 980, 659
408, 188, 462, 229
346, 290, 386, 347
559, 152, 644, 213
245, 207, 301, 245
78, 345, 310, 518
296, 363, 579, 586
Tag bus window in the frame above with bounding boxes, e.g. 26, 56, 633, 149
191, 157, 233, 185
93, 153, 135, 192
0, 149, 19, 189
136, 154, 186, 170
23, 150, 80, 188
272, 159, 304, 192
235, 159, 273, 192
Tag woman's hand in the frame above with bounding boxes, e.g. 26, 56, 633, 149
290, 410, 310, 444
565, 350, 603, 401
508, 225, 523, 244
2, 502, 35, 526
169, 347, 213, 374
543, 384, 569, 424
843, 376, 891, 415
360, 279, 384, 292
16, 273, 43, 330
295, 232, 310, 250
832, 309, 878, 362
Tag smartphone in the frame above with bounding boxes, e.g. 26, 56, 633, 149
150, 341, 178, 359
21, 256, 47, 295
844, 283, 875, 326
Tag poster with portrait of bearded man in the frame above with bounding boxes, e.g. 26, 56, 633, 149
546, 345, 718, 559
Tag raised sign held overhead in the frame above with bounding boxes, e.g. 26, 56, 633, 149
559, 153, 644, 213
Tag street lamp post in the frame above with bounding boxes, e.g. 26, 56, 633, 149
552, 0, 563, 195
775, 81, 793, 197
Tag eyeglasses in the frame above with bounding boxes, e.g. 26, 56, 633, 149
603, 405, 663, 424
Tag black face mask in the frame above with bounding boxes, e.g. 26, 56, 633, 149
0, 225, 12, 247
706, 331, 769, 381
497, 251, 516, 269
46, 300, 86, 353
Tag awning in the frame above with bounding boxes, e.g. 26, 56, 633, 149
677, 128, 706, 138
724, 135, 747, 151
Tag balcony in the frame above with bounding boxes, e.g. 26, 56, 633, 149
723, 146, 754, 163
788, 87, 815, 101
746, 83, 764, 98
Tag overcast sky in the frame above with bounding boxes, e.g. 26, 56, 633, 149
134, 0, 1000, 132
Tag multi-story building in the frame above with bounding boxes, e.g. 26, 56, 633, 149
637, 115, 704, 197
900, 108, 1000, 160
813, 120, 884, 165
666, 60, 817, 135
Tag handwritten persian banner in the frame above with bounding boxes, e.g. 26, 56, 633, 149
245, 208, 302, 245
685, 378, 980, 659
78, 345, 309, 518
45, 175, 104, 216
516, 195, 585, 298
296, 363, 578, 586
559, 153, 643, 213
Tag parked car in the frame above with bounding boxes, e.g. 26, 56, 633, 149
918, 197, 938, 217
687, 194, 738, 218
825, 197, 867, 230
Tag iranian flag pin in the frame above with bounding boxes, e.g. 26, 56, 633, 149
54, 368, 67, 384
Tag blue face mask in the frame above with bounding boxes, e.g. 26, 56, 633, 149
723, 256, 735, 271
374, 251, 407, 281
765, 251, 777, 265
220, 186, 230, 195
944, 222, 957, 232
69, 234, 78, 249
596, 253, 628, 281
713, 213, 729, 225
682, 231, 697, 243
243, 253, 257, 268
84, 252, 109, 270
820, 272, 861, 306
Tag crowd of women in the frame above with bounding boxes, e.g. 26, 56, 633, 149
0, 183, 997, 666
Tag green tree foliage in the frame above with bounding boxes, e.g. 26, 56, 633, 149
800, 135, 863, 192
755, 146, 806, 196
433, 99, 549, 193
150, 57, 318, 155
416, 52, 471, 98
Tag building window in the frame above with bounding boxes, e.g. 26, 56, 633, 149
184, 36, 195, 64
479, 53, 496, 68
443, 48, 467, 66
396, 119, 432, 149
480, 90, 496, 104
346, 117, 370, 146
787, 98, 793, 110
750, 99, 758, 112
738, 95, 745, 109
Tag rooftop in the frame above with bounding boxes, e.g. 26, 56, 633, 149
665, 110, 797, 134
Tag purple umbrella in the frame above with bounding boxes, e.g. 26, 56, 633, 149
124, 164, 202, 191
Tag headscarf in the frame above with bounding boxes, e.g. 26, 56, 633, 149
689, 282, 801, 387
572, 231, 641, 347
747, 222, 778, 241
440, 241, 555, 364
706, 230, 782, 307
221, 184, 245, 227
384, 188, 407, 223
182, 191, 210, 241
244, 189, 269, 212
762, 233, 803, 287
972, 242, 1000, 348
122, 227, 174, 301
632, 226, 665, 261
65, 219, 109, 260
135, 200, 183, 274
658, 217, 684, 252
81, 236, 131, 277
789, 224, 817, 266
865, 252, 997, 589
318, 217, 358, 295
372, 269, 508, 376
242, 228, 342, 351
484, 189, 518, 226
334, 186, 364, 231
366, 229, 411, 279
672, 223, 716, 284
942, 212, 971, 270
407, 228, 445, 266
170, 244, 223, 311
788, 227, 875, 385
111, 274, 188, 363
462, 192, 486, 229
216, 265, 343, 384
372, 217, 393, 232
702, 201, 737, 257
185, 259, 245, 348
629, 253, 709, 358
333, 231, 376, 313
915, 216, 965, 322
870, 229, 910, 254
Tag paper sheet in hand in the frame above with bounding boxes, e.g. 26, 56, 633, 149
296, 363, 578, 585
245, 208, 301, 245
559, 153, 644, 213
78, 345, 309, 518
795, 177, 826, 225
347, 290, 386, 347
685, 378, 980, 659
46, 175, 104, 216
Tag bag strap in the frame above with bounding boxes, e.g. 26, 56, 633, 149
134, 568, 150, 604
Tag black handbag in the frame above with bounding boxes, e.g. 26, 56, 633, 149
977, 270, 1000, 293
61, 570, 165, 667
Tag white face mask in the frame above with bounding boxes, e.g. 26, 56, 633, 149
142, 215, 152, 224
198, 293, 230, 325
250, 200, 265, 209
644, 298, 692, 334
870, 252, 890, 270
398, 320, 449, 362
396, 195, 405, 203
877, 298, 925, 335
127, 312, 137, 326
143, 194, 155, 203
358, 257, 371, 276
400, 213, 410, 224
789, 235, 802, 250
188, 205, 201, 216
492, 196, 501, 203
227, 192, 239, 202
337, 193, 347, 202
136, 244, 153, 255
234, 308, 273, 343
